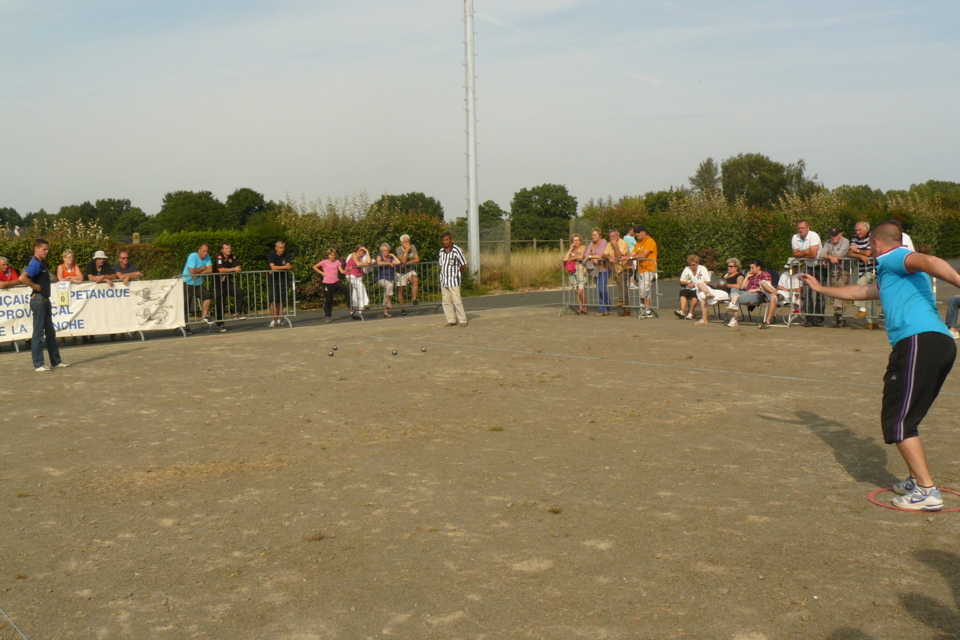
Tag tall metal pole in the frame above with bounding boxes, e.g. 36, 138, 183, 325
464, 0, 480, 275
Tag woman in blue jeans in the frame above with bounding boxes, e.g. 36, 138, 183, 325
583, 228, 610, 315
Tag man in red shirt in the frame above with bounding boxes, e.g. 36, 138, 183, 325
0, 256, 20, 289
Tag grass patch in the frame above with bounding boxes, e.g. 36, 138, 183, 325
488, 426, 504, 432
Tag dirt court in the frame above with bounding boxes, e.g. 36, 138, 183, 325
2, 306, 960, 640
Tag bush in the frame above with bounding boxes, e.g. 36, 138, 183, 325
278, 193, 447, 303
151, 229, 282, 276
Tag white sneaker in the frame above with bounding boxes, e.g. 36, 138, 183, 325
891, 476, 917, 495
35, 366, 51, 372
891, 486, 944, 511
269, 320, 276, 328
54, 362, 71, 368
726, 318, 738, 327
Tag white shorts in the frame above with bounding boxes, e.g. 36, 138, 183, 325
697, 287, 730, 305
378, 279, 395, 296
396, 271, 418, 287
637, 271, 654, 298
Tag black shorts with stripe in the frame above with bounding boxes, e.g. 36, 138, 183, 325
881, 332, 956, 444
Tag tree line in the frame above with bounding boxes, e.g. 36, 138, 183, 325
2, 152, 957, 247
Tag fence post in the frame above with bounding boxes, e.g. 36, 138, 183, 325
503, 219, 511, 266
559, 239, 564, 253
533, 238, 537, 251
569, 218, 576, 238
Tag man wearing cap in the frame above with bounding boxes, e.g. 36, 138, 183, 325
630, 226, 658, 317
819, 227, 850, 326
86, 250, 116, 286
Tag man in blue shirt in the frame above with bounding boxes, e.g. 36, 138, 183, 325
19, 239, 69, 371
181, 244, 213, 335
800, 221, 959, 511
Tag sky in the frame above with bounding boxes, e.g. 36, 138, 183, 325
2, 0, 958, 220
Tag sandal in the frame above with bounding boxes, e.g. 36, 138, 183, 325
694, 320, 708, 325
383, 310, 392, 318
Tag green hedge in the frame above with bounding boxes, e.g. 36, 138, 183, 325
594, 192, 960, 277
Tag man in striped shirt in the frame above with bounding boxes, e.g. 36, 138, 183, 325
848, 221, 875, 319
439, 232, 468, 327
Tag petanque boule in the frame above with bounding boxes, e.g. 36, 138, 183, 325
421, 347, 427, 352
392, 350, 398, 355
328, 351, 334, 357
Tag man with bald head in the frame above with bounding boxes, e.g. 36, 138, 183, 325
800, 220, 960, 511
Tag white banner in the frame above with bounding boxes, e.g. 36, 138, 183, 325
0, 278, 185, 340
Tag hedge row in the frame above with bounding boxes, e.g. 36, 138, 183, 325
593, 192, 959, 277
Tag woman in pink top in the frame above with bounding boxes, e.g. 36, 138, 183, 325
312, 249, 351, 322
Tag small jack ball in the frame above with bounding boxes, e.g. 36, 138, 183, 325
332, 345, 338, 351
392, 350, 398, 356
421, 347, 427, 352
328, 351, 334, 357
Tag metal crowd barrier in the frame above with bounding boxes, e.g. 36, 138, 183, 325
182, 269, 297, 332
344, 261, 444, 320
560, 257, 660, 318
790, 257, 880, 327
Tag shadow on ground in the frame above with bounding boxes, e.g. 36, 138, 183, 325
760, 410, 900, 487
901, 550, 960, 640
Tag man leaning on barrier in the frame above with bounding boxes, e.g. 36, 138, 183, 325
819, 226, 850, 327
212, 243, 246, 333
395, 234, 420, 308
182, 243, 213, 336
630, 226, 658, 317
848, 221, 875, 319
114, 251, 143, 285
376, 243, 399, 317
792, 220, 823, 325
604, 229, 631, 316
87, 250, 117, 287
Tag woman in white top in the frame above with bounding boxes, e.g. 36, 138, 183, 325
676, 255, 709, 320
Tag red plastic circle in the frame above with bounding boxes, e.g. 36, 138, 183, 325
867, 487, 960, 513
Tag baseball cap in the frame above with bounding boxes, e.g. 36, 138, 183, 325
829, 226, 842, 236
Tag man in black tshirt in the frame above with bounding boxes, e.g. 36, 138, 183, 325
267, 240, 292, 327
86, 250, 116, 286
212, 243, 246, 332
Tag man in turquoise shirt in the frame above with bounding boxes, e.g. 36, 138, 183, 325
182, 244, 213, 334
800, 221, 959, 511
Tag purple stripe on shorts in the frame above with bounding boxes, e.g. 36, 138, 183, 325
895, 335, 918, 442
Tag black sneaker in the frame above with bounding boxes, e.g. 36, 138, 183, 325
202, 315, 213, 325
400, 309, 407, 316
184, 327, 193, 336
413, 300, 419, 306
219, 325, 227, 333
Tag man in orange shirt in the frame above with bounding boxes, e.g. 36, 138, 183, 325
630, 226, 658, 317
